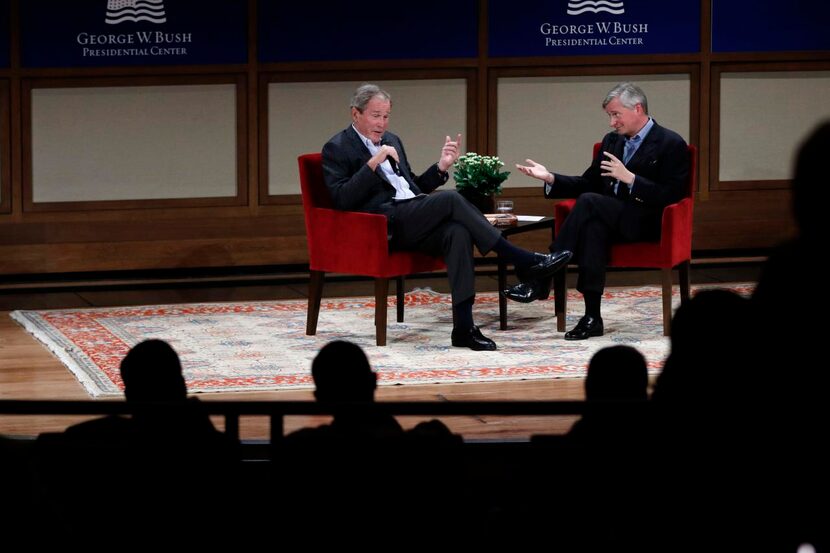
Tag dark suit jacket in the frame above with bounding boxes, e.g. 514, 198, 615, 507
547, 121, 689, 239
322, 126, 448, 214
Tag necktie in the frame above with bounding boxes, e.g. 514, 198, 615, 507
623, 135, 639, 164
617, 136, 639, 198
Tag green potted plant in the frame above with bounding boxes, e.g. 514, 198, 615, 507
453, 152, 510, 213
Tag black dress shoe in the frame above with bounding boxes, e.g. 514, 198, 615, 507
451, 325, 497, 351
564, 315, 604, 341
501, 276, 552, 303
521, 250, 573, 281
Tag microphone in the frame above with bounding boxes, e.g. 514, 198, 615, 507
380, 138, 402, 176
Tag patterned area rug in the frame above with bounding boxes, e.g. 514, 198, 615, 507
10, 284, 754, 397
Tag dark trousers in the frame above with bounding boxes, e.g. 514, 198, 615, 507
552, 192, 634, 296
385, 191, 501, 305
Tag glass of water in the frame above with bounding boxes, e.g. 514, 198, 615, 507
496, 200, 513, 214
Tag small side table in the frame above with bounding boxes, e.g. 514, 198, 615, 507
497, 216, 555, 330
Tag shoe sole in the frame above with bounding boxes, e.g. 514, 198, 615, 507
563, 329, 604, 341
451, 341, 497, 351
501, 293, 536, 304
500, 289, 551, 303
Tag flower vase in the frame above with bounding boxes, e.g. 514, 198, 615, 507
459, 189, 496, 214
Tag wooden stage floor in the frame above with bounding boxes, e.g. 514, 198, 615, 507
0, 263, 760, 441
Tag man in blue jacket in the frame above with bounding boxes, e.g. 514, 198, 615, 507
505, 82, 689, 340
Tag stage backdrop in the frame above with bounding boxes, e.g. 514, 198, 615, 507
258, 0, 477, 62
20, 0, 247, 67
489, 0, 700, 57
712, 0, 830, 53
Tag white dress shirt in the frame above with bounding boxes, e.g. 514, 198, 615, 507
353, 126, 416, 200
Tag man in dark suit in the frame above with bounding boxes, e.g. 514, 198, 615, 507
504, 82, 689, 340
322, 84, 571, 351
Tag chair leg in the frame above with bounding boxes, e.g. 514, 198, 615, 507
307, 270, 324, 336
554, 270, 567, 332
678, 260, 691, 304
375, 278, 389, 346
661, 268, 673, 336
498, 256, 508, 330
396, 276, 405, 323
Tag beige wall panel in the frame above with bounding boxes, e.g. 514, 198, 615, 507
31, 84, 237, 203
720, 71, 830, 182
268, 79, 466, 195
497, 75, 690, 189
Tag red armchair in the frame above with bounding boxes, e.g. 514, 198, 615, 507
552, 143, 697, 336
298, 153, 445, 346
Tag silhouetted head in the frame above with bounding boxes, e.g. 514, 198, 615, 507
793, 120, 830, 241
312, 340, 377, 403
120, 340, 187, 402
654, 289, 753, 404
669, 289, 751, 358
585, 345, 648, 401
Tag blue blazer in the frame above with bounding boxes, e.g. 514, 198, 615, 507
546, 121, 689, 239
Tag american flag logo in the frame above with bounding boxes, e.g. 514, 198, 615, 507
567, 1, 624, 15
106, 0, 166, 25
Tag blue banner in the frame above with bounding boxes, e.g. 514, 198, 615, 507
712, 0, 830, 52
258, 0, 477, 62
490, 0, 699, 57
21, 0, 247, 68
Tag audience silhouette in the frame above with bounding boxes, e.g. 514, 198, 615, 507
0, 435, 38, 535
279, 340, 466, 545
652, 288, 757, 414
548, 346, 650, 548
286, 339, 459, 444
33, 340, 237, 546
64, 339, 229, 444
285, 339, 403, 443
751, 121, 830, 551
566, 345, 649, 446
754, 120, 828, 383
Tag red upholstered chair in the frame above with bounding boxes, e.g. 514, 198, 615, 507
552, 143, 697, 336
298, 153, 445, 346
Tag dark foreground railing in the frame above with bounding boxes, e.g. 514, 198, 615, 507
0, 399, 648, 445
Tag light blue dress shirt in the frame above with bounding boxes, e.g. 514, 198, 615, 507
614, 117, 654, 196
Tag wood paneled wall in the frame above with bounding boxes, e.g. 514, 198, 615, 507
1, 0, 826, 276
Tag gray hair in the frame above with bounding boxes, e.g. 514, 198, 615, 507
603, 82, 648, 115
350, 83, 392, 112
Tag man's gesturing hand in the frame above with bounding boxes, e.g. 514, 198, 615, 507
438, 134, 462, 172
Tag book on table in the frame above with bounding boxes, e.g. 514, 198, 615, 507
484, 213, 518, 227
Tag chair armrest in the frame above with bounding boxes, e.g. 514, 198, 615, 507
554, 199, 577, 236
306, 208, 391, 271
660, 198, 692, 237
659, 198, 693, 261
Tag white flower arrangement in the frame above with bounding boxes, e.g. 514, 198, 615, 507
452, 153, 510, 196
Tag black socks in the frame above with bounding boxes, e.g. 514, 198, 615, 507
491, 237, 537, 269
584, 291, 602, 319
452, 296, 475, 331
